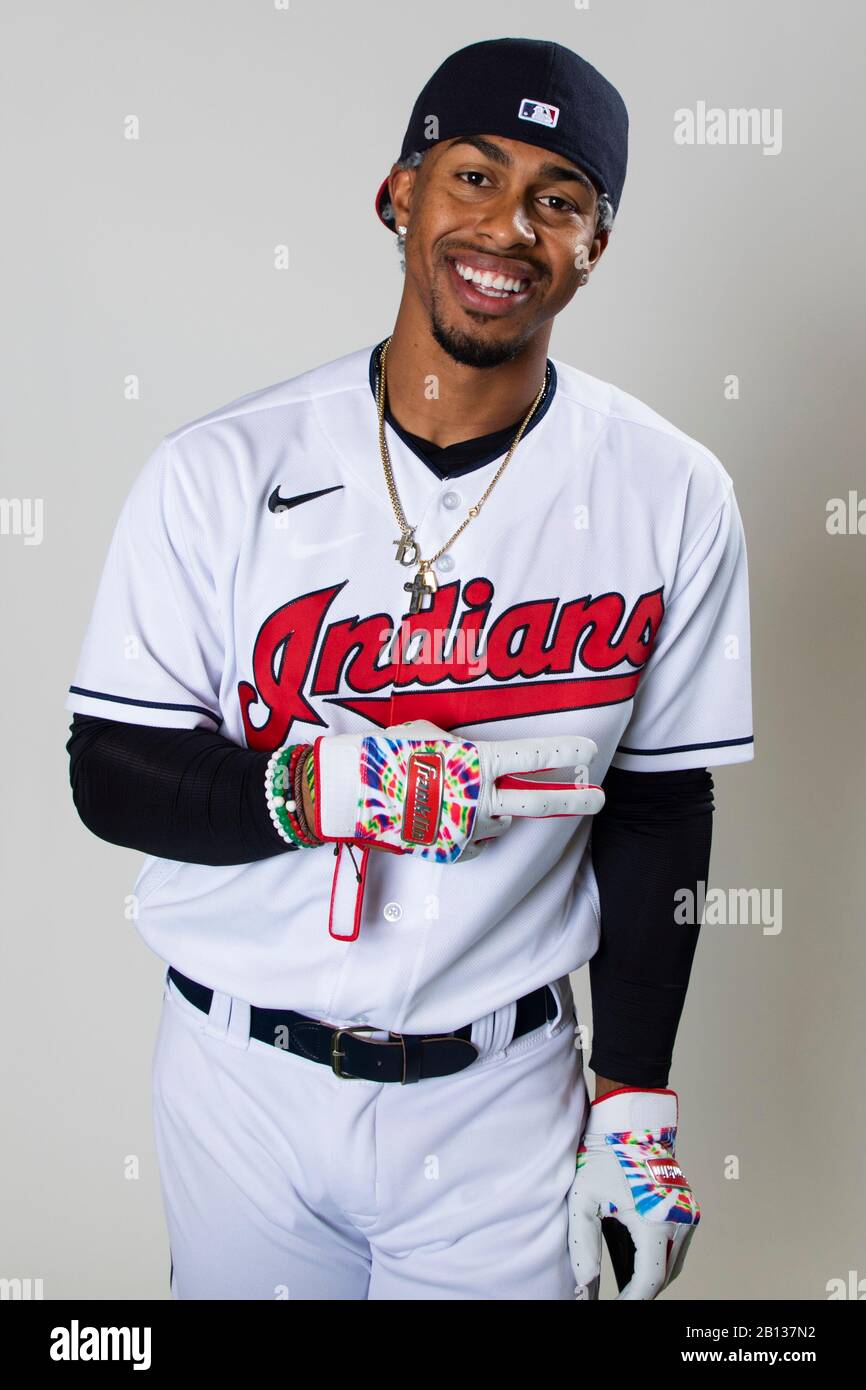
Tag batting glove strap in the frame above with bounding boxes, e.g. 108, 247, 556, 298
583, 1085, 679, 1136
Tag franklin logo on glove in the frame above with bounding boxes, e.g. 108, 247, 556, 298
401, 751, 444, 845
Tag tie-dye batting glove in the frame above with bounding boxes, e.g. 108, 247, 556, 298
311, 717, 605, 864
568, 1087, 700, 1300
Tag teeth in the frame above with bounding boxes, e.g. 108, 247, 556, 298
454, 260, 527, 294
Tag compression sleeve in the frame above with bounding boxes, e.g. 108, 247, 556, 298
587, 765, 714, 1089
66, 713, 296, 866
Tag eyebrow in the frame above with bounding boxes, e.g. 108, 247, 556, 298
444, 135, 596, 197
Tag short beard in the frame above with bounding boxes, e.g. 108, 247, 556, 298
428, 278, 530, 370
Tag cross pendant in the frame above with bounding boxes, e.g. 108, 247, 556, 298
403, 565, 438, 615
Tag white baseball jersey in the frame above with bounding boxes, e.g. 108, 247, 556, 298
65, 342, 754, 1031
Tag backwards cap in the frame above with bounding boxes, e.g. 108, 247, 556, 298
375, 36, 629, 231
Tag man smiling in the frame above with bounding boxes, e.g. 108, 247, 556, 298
384, 130, 607, 378
66, 37, 753, 1300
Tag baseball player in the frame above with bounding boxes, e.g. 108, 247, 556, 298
65, 38, 753, 1300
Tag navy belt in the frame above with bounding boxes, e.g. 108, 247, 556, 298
167, 966, 557, 1084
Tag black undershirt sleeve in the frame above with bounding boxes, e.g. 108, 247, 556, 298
66, 713, 296, 866
67, 714, 713, 1084
587, 764, 714, 1090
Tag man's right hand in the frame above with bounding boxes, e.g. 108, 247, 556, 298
308, 719, 605, 863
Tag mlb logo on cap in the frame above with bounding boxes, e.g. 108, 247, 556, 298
518, 97, 560, 129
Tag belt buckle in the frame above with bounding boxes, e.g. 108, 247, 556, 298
330, 1024, 379, 1079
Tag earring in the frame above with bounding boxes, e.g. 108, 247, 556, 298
579, 270, 589, 285
397, 224, 408, 236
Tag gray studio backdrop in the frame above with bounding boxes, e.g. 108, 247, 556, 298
2, 0, 863, 1300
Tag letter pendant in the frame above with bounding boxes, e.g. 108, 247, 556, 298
394, 530, 420, 566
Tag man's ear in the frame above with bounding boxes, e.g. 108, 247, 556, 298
588, 227, 611, 269
387, 162, 417, 230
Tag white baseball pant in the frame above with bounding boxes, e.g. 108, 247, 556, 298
151, 970, 589, 1300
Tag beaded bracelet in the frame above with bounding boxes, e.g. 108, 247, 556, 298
264, 744, 303, 846
265, 743, 322, 847
278, 745, 319, 847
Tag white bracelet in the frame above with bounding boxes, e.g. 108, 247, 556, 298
264, 746, 298, 847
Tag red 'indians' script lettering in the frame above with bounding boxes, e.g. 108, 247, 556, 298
239, 576, 664, 750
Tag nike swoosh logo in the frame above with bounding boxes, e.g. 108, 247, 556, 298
268, 484, 344, 513
286, 531, 365, 558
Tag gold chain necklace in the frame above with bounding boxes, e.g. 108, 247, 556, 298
376, 335, 549, 614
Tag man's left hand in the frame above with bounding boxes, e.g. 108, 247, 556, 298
567, 1087, 700, 1300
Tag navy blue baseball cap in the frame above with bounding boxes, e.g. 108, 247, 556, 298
375, 37, 629, 231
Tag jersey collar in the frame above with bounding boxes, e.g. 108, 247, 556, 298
367, 339, 558, 481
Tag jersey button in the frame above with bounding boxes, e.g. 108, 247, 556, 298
435, 554, 455, 573
441, 490, 461, 510
383, 901, 403, 923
